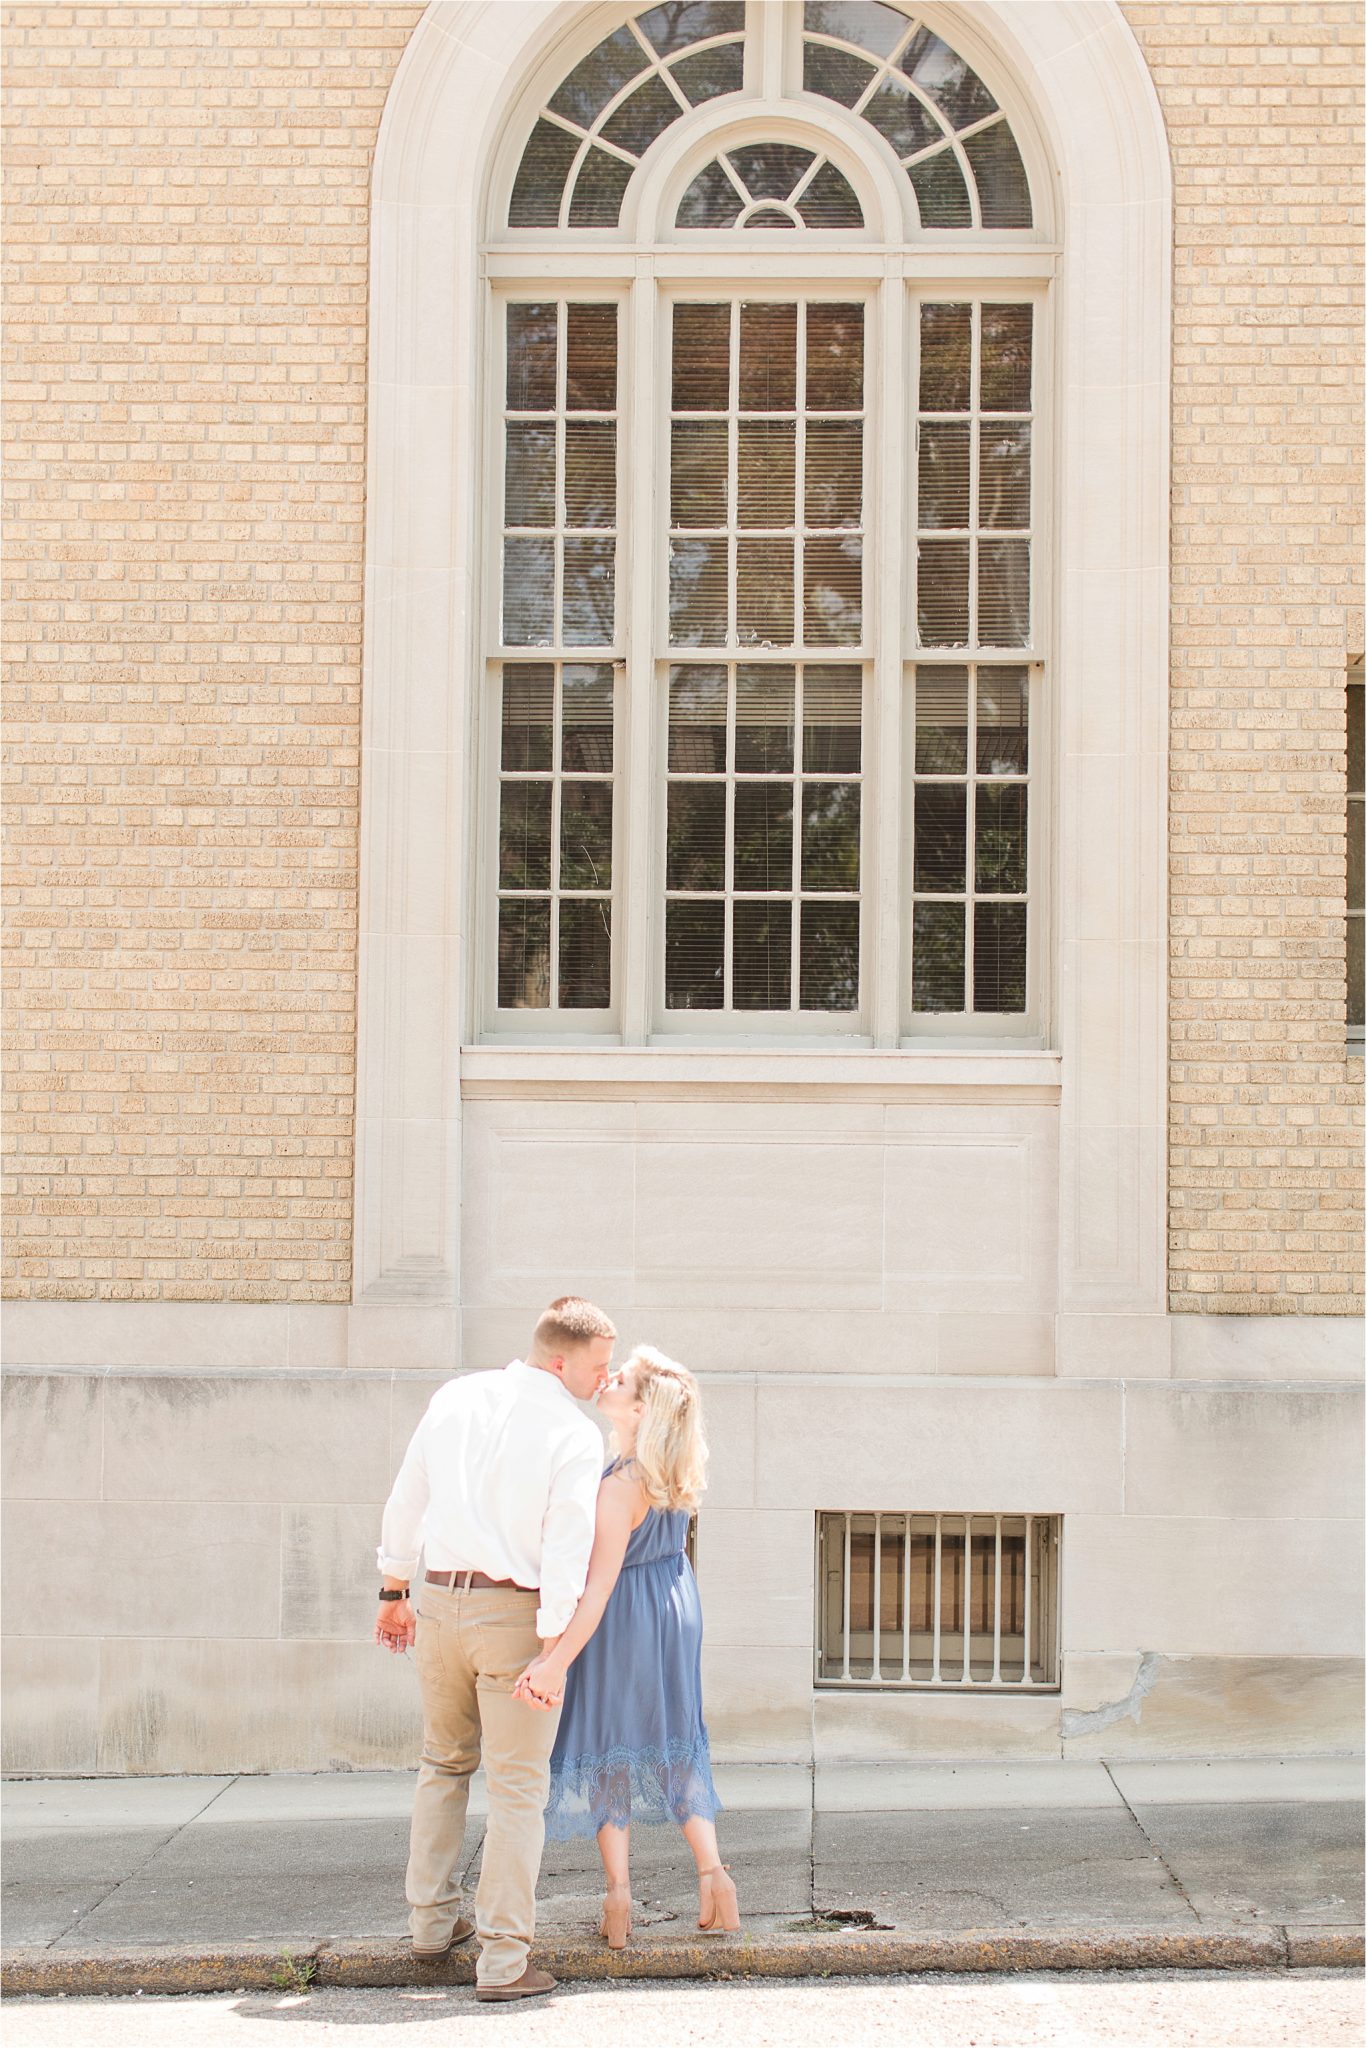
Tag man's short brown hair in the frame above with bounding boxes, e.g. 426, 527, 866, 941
529, 1295, 617, 1360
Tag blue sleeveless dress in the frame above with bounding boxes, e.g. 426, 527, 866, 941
544, 1464, 721, 1838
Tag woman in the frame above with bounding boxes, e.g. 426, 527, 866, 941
513, 1346, 739, 1948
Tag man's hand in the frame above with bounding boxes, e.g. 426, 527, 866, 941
374, 1594, 416, 1655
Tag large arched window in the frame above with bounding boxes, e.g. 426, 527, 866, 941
481, 1, 1051, 1044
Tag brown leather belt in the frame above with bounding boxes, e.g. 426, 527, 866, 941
424, 1569, 537, 1593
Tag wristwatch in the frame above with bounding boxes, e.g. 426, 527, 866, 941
377, 1586, 408, 1602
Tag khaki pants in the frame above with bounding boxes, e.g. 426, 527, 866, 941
406, 1581, 559, 1987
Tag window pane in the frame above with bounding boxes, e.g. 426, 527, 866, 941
965, 122, 1033, 230
1347, 796, 1363, 914
735, 665, 795, 772
899, 26, 998, 130
1348, 914, 1364, 1032
499, 781, 552, 890
738, 422, 796, 527
560, 781, 613, 889
910, 149, 972, 229
669, 665, 728, 772
730, 142, 816, 201
501, 665, 554, 772
1347, 682, 1364, 791
804, 666, 861, 771
979, 423, 1031, 529
670, 538, 728, 644
639, 0, 744, 57
918, 422, 970, 528
505, 422, 556, 527
733, 783, 794, 891
666, 900, 725, 1008
980, 305, 1033, 411
506, 303, 557, 410
806, 303, 864, 410
600, 73, 684, 155
677, 157, 745, 227
733, 901, 792, 1008
558, 899, 612, 1008
978, 539, 1030, 647
548, 25, 649, 127
503, 537, 554, 645
798, 162, 865, 229
737, 538, 795, 644
498, 900, 550, 1008
977, 668, 1028, 775
802, 783, 860, 891
672, 422, 729, 525
672, 303, 730, 409
564, 421, 615, 527
805, 536, 863, 645
915, 666, 969, 774
740, 304, 798, 410
803, 41, 877, 106
565, 304, 618, 410
805, 422, 862, 527
562, 664, 614, 772
974, 901, 1027, 1012
667, 782, 726, 890
567, 151, 635, 229
669, 41, 745, 105
801, 901, 860, 1010
806, 1, 912, 60
914, 784, 967, 892
975, 783, 1027, 894
861, 76, 942, 158
912, 900, 965, 1011
919, 303, 971, 411
562, 535, 616, 644
917, 540, 969, 646
509, 122, 579, 229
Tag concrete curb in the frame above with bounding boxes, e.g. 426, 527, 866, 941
4, 1926, 1362, 1995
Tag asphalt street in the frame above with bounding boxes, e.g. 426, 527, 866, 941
4, 1974, 1363, 2048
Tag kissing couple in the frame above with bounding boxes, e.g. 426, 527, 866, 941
373, 1296, 738, 2001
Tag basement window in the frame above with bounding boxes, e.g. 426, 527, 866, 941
817, 1510, 1060, 1690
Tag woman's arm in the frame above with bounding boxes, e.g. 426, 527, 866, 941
514, 1472, 641, 1705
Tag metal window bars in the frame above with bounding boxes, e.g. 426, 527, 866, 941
817, 1510, 1059, 1690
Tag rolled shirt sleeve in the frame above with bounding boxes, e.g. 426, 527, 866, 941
376, 1417, 430, 1581
535, 1430, 603, 1639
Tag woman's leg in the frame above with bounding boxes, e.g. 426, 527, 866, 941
683, 1815, 740, 1931
596, 1821, 633, 1947
596, 1819, 631, 1889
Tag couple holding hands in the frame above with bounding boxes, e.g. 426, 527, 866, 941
374, 1296, 738, 2002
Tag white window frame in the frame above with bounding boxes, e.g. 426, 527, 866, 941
355, 0, 1170, 1361
474, 5, 1055, 1045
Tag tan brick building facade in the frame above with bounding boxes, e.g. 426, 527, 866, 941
2, 3, 1361, 1775
5, 2, 1360, 1312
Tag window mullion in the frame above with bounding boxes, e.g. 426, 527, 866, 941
621, 271, 657, 1041
870, 277, 904, 1045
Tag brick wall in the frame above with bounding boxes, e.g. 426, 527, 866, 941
3, 5, 423, 1300
1121, 1, 1365, 1311
3, 3, 1362, 1310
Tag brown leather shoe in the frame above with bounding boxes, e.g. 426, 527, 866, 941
412, 1915, 475, 1962
475, 1964, 557, 2002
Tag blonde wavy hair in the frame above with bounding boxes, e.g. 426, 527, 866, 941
615, 1345, 708, 1513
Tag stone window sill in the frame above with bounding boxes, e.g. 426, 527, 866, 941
459, 1046, 1062, 1102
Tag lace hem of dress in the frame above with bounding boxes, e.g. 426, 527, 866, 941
544, 1733, 721, 1839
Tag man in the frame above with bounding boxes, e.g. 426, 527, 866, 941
374, 1297, 614, 2002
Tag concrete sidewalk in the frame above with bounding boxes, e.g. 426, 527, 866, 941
3, 1760, 1362, 1994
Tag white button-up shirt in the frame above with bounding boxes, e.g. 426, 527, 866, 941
377, 1360, 605, 1640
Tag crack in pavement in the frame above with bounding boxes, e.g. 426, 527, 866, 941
53, 1776, 241, 1950
1101, 1761, 1200, 1923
